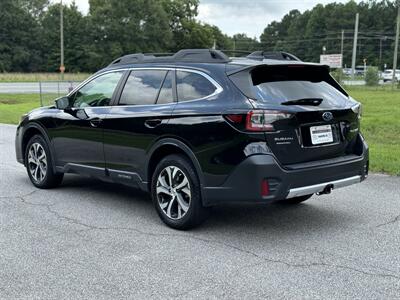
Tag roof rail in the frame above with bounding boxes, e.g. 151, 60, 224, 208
108, 49, 231, 66
219, 49, 252, 56
247, 51, 301, 61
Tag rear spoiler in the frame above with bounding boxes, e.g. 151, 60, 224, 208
226, 61, 330, 76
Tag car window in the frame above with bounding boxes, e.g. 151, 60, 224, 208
230, 65, 348, 107
176, 71, 216, 102
71, 71, 123, 108
119, 70, 166, 105
156, 71, 174, 104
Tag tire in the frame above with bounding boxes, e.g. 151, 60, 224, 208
25, 134, 63, 189
279, 194, 313, 205
151, 154, 208, 230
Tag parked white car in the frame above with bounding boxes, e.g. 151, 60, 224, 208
382, 69, 400, 82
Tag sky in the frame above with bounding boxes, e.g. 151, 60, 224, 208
60, 0, 356, 38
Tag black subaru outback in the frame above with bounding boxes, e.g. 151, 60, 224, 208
15, 49, 368, 229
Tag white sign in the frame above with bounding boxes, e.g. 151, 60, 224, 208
320, 54, 343, 68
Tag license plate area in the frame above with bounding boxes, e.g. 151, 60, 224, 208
300, 123, 340, 147
310, 125, 333, 145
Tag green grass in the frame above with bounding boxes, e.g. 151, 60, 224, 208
0, 73, 90, 82
346, 87, 400, 176
0, 94, 41, 124
0, 89, 399, 175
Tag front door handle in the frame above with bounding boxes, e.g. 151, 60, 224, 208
89, 117, 103, 127
144, 119, 162, 129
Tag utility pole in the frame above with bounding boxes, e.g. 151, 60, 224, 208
351, 13, 359, 80
379, 37, 383, 69
60, 0, 64, 80
339, 29, 344, 82
340, 29, 344, 69
392, 5, 400, 89
380, 36, 387, 70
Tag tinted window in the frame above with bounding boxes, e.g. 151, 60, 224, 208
231, 65, 348, 107
119, 70, 166, 105
72, 71, 123, 108
176, 71, 216, 102
156, 71, 174, 104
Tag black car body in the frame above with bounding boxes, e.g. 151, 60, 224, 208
16, 49, 368, 229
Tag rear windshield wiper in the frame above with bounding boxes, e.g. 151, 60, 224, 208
281, 98, 323, 106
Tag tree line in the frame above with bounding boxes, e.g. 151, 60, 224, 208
260, 0, 399, 70
0, 0, 398, 73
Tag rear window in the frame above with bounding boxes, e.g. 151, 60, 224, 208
230, 65, 348, 105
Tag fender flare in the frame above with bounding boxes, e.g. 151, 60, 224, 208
145, 137, 205, 196
23, 122, 58, 173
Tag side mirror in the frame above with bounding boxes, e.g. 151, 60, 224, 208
55, 96, 70, 110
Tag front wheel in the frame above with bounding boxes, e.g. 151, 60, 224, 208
25, 135, 63, 189
151, 154, 208, 230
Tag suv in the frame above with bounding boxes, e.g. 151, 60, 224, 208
15, 49, 368, 229
382, 69, 400, 82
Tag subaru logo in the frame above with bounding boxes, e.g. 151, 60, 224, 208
322, 112, 333, 122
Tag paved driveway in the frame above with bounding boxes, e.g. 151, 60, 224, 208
0, 124, 399, 299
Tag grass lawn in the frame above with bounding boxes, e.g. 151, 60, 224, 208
0, 89, 399, 175
346, 86, 400, 176
0, 94, 41, 124
0, 73, 90, 82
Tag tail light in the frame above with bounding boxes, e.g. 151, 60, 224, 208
224, 110, 291, 132
225, 114, 243, 124
246, 110, 292, 132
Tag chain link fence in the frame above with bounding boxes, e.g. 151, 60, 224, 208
39, 81, 81, 106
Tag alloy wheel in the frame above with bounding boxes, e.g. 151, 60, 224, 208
27, 142, 47, 183
156, 166, 191, 220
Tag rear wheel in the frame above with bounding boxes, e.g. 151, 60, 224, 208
279, 194, 313, 204
25, 135, 63, 189
151, 154, 207, 230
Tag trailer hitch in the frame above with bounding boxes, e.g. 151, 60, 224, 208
317, 184, 334, 195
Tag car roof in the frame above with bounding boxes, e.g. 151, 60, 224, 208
99, 49, 328, 75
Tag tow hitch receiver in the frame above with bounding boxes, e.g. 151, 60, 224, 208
317, 184, 334, 195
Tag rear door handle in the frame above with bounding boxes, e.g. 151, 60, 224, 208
144, 119, 162, 128
89, 117, 103, 127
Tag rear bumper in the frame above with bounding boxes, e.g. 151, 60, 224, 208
202, 137, 369, 206
286, 175, 361, 198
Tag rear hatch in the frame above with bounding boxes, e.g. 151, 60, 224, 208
228, 63, 361, 165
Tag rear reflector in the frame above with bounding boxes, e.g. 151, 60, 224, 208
261, 179, 270, 197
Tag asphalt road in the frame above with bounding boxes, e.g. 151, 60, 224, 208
0, 124, 399, 299
0, 82, 80, 94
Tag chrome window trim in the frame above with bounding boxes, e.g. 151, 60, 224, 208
67, 67, 223, 106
